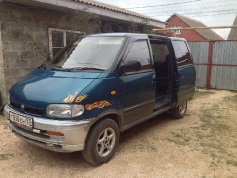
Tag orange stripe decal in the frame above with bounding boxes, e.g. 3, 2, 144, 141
85, 100, 111, 110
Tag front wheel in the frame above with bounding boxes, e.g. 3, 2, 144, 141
170, 102, 187, 119
82, 118, 119, 166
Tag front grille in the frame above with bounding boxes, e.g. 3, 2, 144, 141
10, 99, 44, 116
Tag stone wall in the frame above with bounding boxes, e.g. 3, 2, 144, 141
0, 4, 65, 105
0, 3, 129, 105
0, 21, 6, 105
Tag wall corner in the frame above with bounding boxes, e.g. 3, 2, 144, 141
0, 21, 7, 105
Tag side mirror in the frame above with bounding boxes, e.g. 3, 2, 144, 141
119, 60, 141, 73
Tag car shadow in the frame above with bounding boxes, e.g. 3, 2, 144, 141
17, 113, 177, 169
119, 113, 175, 144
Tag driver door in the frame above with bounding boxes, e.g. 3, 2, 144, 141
119, 39, 156, 127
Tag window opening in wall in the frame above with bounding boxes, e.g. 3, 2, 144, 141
169, 25, 182, 35
48, 28, 83, 58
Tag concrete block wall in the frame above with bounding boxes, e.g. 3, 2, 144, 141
0, 3, 125, 105
0, 4, 63, 105
0, 21, 6, 105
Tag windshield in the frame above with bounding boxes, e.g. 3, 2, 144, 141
47, 36, 125, 70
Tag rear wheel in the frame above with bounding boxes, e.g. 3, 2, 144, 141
171, 102, 187, 119
82, 118, 119, 165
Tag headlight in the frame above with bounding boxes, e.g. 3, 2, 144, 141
46, 104, 84, 118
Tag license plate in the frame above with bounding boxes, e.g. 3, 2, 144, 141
9, 112, 33, 130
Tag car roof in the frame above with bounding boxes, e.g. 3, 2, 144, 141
87, 33, 148, 37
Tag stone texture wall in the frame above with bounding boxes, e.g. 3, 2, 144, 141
0, 4, 65, 105
0, 21, 6, 105
0, 3, 129, 105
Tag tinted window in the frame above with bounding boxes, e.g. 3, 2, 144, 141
123, 40, 151, 71
172, 40, 193, 66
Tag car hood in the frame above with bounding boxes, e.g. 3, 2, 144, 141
9, 69, 102, 108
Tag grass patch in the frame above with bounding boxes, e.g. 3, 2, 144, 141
223, 95, 237, 105
0, 154, 14, 160
167, 96, 237, 168
194, 89, 215, 98
227, 160, 237, 167
167, 132, 191, 146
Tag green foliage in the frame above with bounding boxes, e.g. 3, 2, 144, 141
127, 20, 140, 33
127, 19, 155, 34
59, 8, 100, 34
110, 23, 125, 32
141, 19, 155, 34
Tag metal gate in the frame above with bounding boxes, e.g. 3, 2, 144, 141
188, 41, 237, 90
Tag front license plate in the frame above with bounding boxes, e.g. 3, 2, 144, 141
9, 112, 33, 130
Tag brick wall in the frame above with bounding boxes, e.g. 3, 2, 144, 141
166, 16, 206, 41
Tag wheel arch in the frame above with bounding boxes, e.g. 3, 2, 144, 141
90, 109, 123, 132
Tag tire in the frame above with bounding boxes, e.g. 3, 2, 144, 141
82, 118, 120, 166
171, 102, 187, 119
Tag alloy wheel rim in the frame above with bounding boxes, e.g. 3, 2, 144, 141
96, 127, 116, 157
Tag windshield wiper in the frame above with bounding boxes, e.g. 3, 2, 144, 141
69, 67, 104, 71
39, 63, 55, 69
39, 65, 104, 72
39, 64, 70, 71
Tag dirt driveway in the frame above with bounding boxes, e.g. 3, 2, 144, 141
0, 89, 236, 178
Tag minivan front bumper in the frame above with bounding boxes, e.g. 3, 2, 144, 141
4, 104, 94, 152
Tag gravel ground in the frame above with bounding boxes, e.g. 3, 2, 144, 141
0, 89, 236, 178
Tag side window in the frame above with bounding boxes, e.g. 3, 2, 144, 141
123, 40, 151, 71
172, 40, 193, 67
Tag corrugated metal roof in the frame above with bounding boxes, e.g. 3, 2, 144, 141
167, 13, 223, 40
73, 0, 164, 23
228, 15, 237, 40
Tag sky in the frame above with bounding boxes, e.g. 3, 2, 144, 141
95, 0, 237, 39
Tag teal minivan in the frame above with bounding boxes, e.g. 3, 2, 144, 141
4, 33, 196, 165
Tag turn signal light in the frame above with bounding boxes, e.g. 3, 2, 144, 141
46, 131, 64, 136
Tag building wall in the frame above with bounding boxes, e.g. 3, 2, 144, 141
0, 4, 63, 105
0, 3, 130, 105
228, 15, 237, 40
166, 16, 207, 41
0, 22, 6, 105
0, 4, 102, 105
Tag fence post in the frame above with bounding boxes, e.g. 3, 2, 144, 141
206, 41, 214, 89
